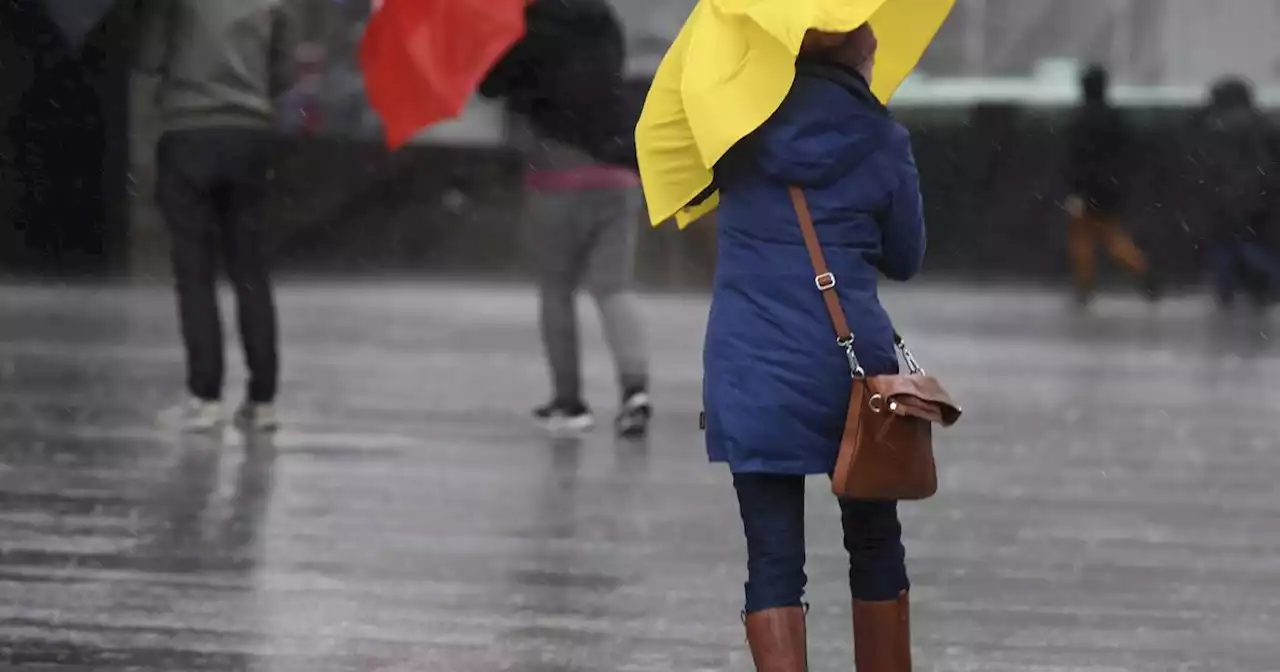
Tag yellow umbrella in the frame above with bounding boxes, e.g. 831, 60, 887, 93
636, 0, 955, 228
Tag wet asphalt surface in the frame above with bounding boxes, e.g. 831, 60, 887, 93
1, 280, 1278, 671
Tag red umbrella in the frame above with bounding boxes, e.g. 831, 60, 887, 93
360, 0, 528, 149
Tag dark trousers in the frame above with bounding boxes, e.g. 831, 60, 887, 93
1209, 240, 1279, 306
734, 473, 909, 614
156, 128, 278, 404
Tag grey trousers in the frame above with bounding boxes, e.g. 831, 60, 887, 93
526, 187, 650, 403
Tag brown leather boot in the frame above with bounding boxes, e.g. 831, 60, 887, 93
852, 591, 911, 671
745, 606, 808, 671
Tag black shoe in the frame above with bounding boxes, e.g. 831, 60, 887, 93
615, 390, 652, 438
1142, 274, 1163, 302
533, 399, 594, 433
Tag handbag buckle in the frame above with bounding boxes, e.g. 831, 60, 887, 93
815, 272, 836, 291
868, 394, 884, 413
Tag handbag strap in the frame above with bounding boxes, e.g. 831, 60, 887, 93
788, 186, 865, 378
788, 186, 925, 377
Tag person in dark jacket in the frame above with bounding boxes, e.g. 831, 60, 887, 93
482, 0, 637, 169
138, 0, 298, 432
1193, 77, 1280, 308
496, 0, 653, 436
1064, 65, 1160, 305
705, 25, 923, 671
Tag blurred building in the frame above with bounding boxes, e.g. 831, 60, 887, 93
293, 0, 1280, 141
618, 0, 1280, 106
920, 0, 1280, 87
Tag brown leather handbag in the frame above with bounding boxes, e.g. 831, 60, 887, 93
789, 187, 962, 501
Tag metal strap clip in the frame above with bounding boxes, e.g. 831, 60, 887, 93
895, 335, 924, 375
814, 272, 836, 291
838, 336, 865, 378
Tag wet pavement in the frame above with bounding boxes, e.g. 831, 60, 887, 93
1, 280, 1279, 671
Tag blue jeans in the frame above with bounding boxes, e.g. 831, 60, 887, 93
734, 473, 909, 614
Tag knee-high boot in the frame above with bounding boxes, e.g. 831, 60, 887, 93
745, 606, 807, 671
852, 590, 911, 671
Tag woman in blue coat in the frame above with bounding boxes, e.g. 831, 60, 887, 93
703, 25, 926, 671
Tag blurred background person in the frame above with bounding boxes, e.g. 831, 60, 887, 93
139, 0, 299, 433
1064, 64, 1161, 306
1192, 77, 1280, 310
498, 0, 654, 437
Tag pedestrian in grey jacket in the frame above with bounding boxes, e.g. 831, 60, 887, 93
139, 0, 299, 433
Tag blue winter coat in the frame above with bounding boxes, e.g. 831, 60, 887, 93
703, 61, 927, 475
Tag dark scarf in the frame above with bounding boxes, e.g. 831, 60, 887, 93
794, 57, 888, 117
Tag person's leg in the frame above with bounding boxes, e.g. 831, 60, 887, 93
840, 498, 910, 672
583, 188, 650, 391
1067, 213, 1098, 302
1208, 242, 1242, 307
596, 291, 648, 389
840, 499, 908, 601
1099, 217, 1161, 300
156, 131, 225, 405
1240, 241, 1280, 307
582, 188, 652, 434
735, 473, 807, 671
1098, 217, 1151, 276
737, 473, 808, 611
220, 130, 280, 415
526, 189, 590, 424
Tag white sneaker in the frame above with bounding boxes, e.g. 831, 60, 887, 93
533, 400, 595, 434
615, 391, 652, 438
158, 398, 224, 432
235, 403, 280, 433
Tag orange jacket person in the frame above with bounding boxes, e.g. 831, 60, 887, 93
1064, 65, 1160, 305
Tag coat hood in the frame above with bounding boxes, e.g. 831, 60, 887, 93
749, 59, 896, 187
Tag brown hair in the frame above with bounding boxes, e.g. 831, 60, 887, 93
799, 24, 877, 72
841, 24, 878, 70
800, 30, 847, 57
